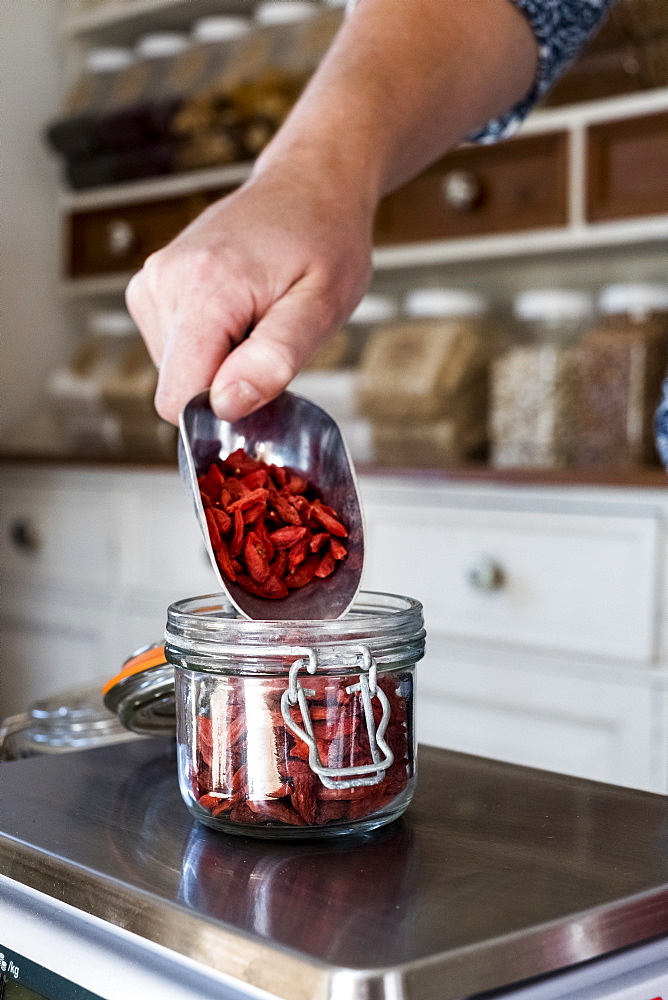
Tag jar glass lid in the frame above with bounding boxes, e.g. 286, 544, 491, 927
103, 643, 176, 736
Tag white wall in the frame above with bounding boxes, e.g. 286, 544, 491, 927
0, 0, 69, 434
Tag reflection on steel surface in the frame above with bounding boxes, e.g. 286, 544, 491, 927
0, 740, 667, 1000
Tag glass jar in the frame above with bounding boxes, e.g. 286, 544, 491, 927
165, 591, 425, 839
576, 283, 668, 467
358, 288, 490, 467
491, 289, 594, 468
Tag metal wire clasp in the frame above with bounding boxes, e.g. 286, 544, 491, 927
280, 645, 394, 790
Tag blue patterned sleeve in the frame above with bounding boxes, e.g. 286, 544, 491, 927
655, 375, 668, 469
469, 0, 617, 143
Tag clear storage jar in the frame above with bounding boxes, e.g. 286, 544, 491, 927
165, 591, 425, 839
576, 283, 668, 467
491, 289, 594, 468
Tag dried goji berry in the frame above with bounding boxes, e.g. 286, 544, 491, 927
228, 488, 270, 513
291, 772, 318, 824
330, 538, 348, 560
309, 532, 330, 553
271, 550, 289, 579
285, 554, 319, 589
230, 508, 245, 558
210, 507, 232, 535
270, 464, 288, 487
244, 531, 271, 583
269, 525, 308, 549
315, 550, 336, 578
205, 510, 237, 581
288, 537, 310, 571
224, 448, 261, 477
311, 501, 348, 538
241, 469, 268, 490
284, 476, 308, 495
242, 501, 267, 525
273, 493, 302, 526
198, 463, 224, 501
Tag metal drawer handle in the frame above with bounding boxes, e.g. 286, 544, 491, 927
9, 519, 41, 553
466, 555, 504, 592
106, 219, 135, 257
442, 170, 482, 212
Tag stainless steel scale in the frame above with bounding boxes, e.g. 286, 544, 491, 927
0, 739, 666, 1000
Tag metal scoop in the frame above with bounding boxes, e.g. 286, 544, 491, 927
178, 390, 365, 621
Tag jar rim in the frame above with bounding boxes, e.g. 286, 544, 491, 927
165, 590, 425, 672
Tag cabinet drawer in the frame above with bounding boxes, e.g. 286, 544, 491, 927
587, 109, 668, 221
68, 196, 192, 276
362, 505, 658, 661
417, 645, 662, 792
0, 486, 114, 588
377, 132, 568, 244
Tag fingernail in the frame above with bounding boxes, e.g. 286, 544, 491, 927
211, 380, 262, 422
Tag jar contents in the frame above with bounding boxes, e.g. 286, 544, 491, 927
199, 449, 348, 599
490, 346, 580, 467
576, 283, 668, 467
358, 288, 491, 467
490, 289, 594, 468
180, 667, 413, 833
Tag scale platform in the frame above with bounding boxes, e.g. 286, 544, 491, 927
0, 740, 666, 999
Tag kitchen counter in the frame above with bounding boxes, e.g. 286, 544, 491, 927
2, 449, 667, 488
0, 740, 667, 999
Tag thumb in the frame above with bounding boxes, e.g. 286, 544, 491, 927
210, 282, 337, 421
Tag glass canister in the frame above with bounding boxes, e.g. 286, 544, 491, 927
491, 289, 594, 468
576, 283, 668, 467
165, 591, 424, 839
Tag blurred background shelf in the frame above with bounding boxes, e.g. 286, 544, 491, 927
64, 0, 267, 44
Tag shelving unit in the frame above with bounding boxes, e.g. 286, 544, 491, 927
61, 0, 303, 44
57, 88, 668, 298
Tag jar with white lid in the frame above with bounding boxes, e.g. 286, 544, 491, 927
514, 289, 594, 346
254, 2, 319, 26
357, 288, 490, 467
165, 592, 424, 838
490, 289, 594, 468
577, 283, 668, 467
192, 17, 252, 45
48, 47, 135, 161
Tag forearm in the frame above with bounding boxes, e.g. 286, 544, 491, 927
254, 0, 538, 202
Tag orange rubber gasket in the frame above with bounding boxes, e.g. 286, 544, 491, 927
102, 645, 167, 697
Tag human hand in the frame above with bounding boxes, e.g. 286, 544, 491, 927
125, 164, 375, 425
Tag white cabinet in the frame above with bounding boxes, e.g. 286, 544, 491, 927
362, 502, 660, 662
1, 464, 667, 792
0, 584, 116, 716
418, 638, 666, 793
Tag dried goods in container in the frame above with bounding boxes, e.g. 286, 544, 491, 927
576, 283, 668, 467
490, 289, 594, 468
490, 345, 581, 468
357, 289, 490, 424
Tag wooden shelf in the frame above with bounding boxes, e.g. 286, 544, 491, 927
63, 0, 260, 43
2, 450, 665, 490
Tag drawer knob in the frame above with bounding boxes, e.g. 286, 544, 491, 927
9, 519, 41, 553
442, 170, 482, 212
466, 556, 504, 592
106, 219, 135, 257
